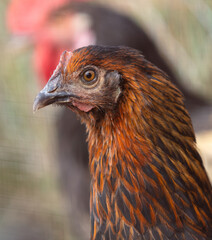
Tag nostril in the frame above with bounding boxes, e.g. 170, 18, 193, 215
47, 84, 58, 93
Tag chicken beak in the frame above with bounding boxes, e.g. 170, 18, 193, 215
33, 85, 75, 113
33, 50, 75, 112
33, 89, 53, 112
33, 72, 76, 112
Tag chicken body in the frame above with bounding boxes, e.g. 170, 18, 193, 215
34, 45, 212, 239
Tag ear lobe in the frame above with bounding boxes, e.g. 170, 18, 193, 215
105, 70, 120, 83
105, 70, 122, 103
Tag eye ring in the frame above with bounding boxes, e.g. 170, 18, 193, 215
82, 69, 96, 83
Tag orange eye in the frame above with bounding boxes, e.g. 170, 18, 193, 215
83, 70, 96, 82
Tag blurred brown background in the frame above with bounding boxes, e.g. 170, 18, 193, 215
0, 0, 212, 239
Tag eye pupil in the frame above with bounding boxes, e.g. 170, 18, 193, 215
86, 72, 92, 79
83, 70, 96, 82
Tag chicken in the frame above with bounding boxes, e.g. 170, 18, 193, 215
34, 45, 212, 239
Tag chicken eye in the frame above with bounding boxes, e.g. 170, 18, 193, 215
83, 70, 96, 82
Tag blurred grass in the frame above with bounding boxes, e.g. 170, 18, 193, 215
0, 0, 212, 239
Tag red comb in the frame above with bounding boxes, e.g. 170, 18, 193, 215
6, 0, 68, 34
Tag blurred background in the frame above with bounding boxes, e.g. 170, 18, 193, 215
1, 0, 212, 239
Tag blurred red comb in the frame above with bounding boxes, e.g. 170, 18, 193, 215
6, 0, 69, 34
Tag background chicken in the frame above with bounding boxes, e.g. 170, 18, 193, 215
2, 0, 212, 239
34, 45, 212, 239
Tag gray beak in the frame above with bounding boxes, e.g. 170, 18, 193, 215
33, 89, 74, 112
33, 74, 75, 112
